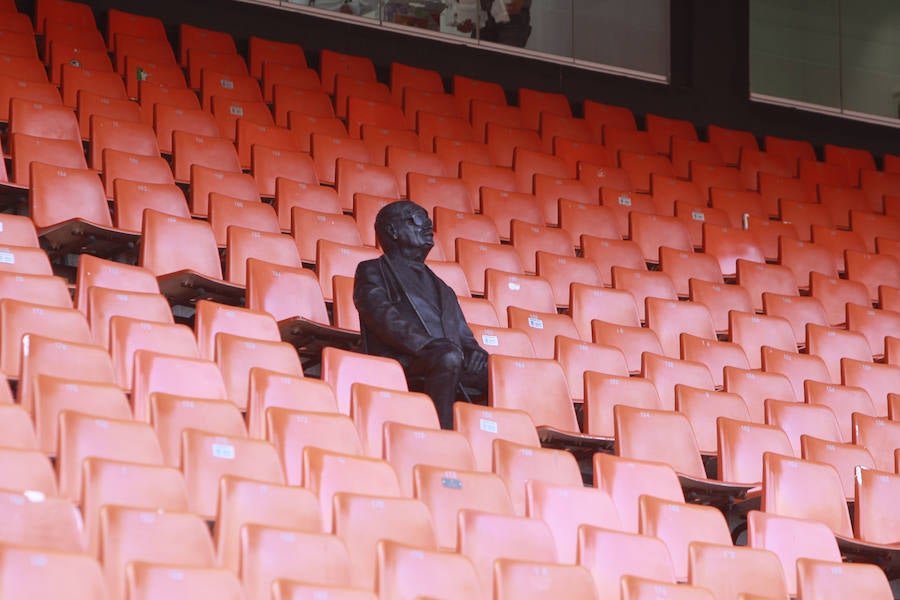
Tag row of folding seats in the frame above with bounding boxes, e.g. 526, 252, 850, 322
421, 207, 897, 296
4, 400, 898, 600
487, 346, 898, 460
475, 293, 898, 395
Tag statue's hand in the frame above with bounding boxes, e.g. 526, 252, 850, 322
465, 349, 487, 374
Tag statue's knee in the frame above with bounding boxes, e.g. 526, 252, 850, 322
436, 346, 464, 371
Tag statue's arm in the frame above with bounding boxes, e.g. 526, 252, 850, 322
353, 261, 435, 355
444, 288, 488, 365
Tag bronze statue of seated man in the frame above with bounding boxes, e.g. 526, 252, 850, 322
353, 200, 488, 429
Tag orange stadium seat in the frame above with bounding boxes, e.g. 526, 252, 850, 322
568, 284, 641, 340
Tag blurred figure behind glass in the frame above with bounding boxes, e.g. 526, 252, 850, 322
479, 0, 531, 47
305, 0, 377, 16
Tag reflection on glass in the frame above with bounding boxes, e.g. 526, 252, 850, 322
383, 0, 447, 30
522, 0, 571, 57
284, 0, 671, 83
386, 0, 536, 44
290, 0, 378, 19
443, 0, 485, 35
839, 0, 900, 119
749, 0, 840, 109
572, 0, 668, 77
480, 0, 532, 47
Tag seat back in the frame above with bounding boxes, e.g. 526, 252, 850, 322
245, 258, 330, 324
413, 465, 512, 551
639, 495, 732, 582
57, 411, 164, 503
349, 383, 439, 458
452, 403, 539, 472
182, 430, 284, 519
376, 539, 480, 600
592, 453, 685, 533
494, 560, 597, 600
577, 526, 676, 599
804, 380, 875, 442
29, 162, 112, 229
0, 545, 106, 600
33, 375, 131, 456
150, 392, 247, 467
492, 439, 583, 517
488, 355, 579, 432
641, 352, 714, 412
267, 408, 362, 487
333, 493, 436, 589
583, 373, 661, 438
729, 311, 797, 369
761, 452, 853, 537
746, 511, 841, 597
457, 509, 556, 600
687, 541, 788, 600
765, 398, 841, 454
384, 423, 475, 496
675, 385, 751, 454
525, 480, 620, 564
194, 299, 281, 360
248, 369, 337, 438
484, 270, 555, 327
87, 287, 172, 348
215, 333, 302, 411
131, 351, 228, 420
100, 505, 216, 600
302, 447, 401, 532
321, 347, 408, 415
315, 240, 381, 302
556, 337, 628, 402
796, 557, 893, 600
614, 405, 706, 478
108, 317, 199, 389
17, 333, 114, 413
215, 475, 321, 572
139, 209, 223, 278
240, 524, 351, 600
723, 366, 795, 423
717, 417, 795, 484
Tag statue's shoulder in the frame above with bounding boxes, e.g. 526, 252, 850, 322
355, 255, 388, 276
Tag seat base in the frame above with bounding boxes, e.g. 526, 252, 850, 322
156, 270, 245, 314
38, 219, 140, 263
539, 426, 615, 462
278, 317, 360, 373
837, 534, 900, 578
0, 181, 27, 213
678, 473, 756, 507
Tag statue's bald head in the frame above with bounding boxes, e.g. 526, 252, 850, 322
374, 201, 433, 260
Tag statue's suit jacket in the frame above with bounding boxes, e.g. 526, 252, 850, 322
353, 254, 485, 369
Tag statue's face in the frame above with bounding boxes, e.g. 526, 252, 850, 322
392, 205, 434, 256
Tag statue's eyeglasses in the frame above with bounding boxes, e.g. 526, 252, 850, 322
405, 211, 431, 227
